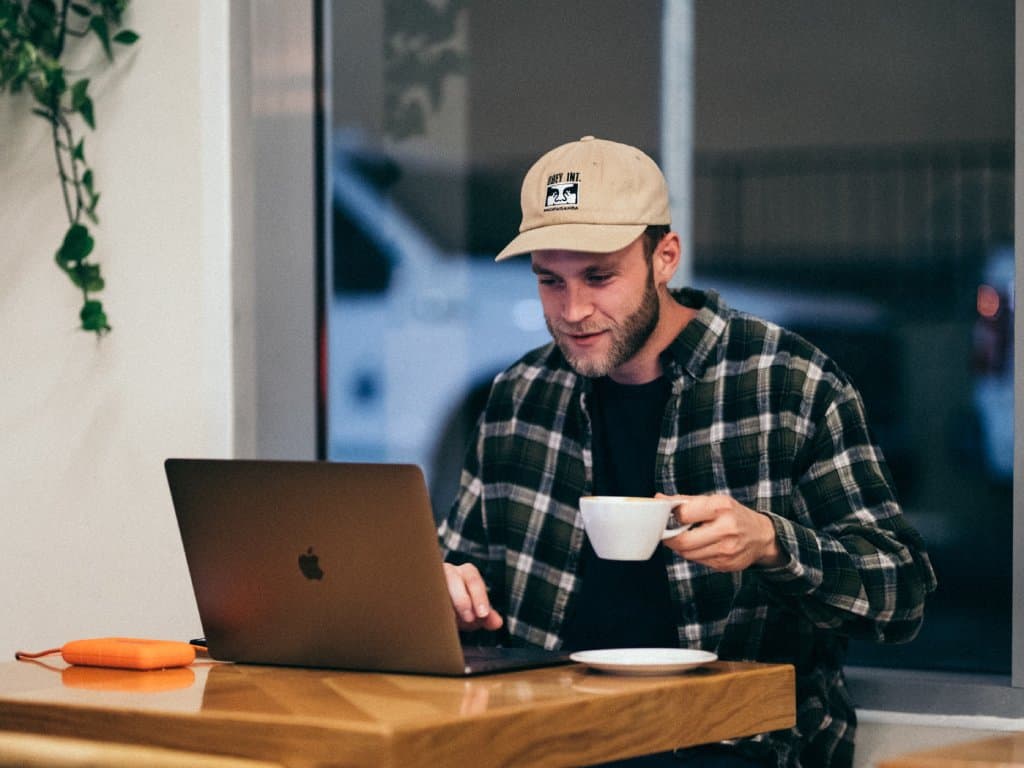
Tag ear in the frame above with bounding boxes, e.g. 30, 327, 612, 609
651, 231, 681, 287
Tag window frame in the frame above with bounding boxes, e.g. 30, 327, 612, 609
1012, 0, 1023, 695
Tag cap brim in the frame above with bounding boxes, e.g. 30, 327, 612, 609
495, 223, 649, 261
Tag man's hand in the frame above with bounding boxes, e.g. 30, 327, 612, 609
443, 562, 504, 632
656, 493, 786, 571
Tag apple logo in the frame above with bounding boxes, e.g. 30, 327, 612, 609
298, 546, 324, 580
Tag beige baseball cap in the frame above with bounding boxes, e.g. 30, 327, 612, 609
495, 136, 670, 261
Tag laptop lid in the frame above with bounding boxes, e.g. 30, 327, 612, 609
165, 459, 567, 676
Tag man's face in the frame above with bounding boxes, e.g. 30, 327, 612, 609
531, 236, 659, 379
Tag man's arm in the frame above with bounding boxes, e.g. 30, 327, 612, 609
767, 390, 935, 643
438, 410, 506, 635
668, 387, 936, 644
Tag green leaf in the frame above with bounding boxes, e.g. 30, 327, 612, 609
33, 60, 66, 105
70, 3, 92, 17
73, 263, 104, 292
89, 15, 112, 59
26, 1, 56, 32
78, 95, 94, 128
80, 299, 111, 334
71, 77, 89, 106
71, 79, 93, 126
98, 0, 129, 25
112, 29, 138, 45
82, 168, 94, 194
28, 78, 47, 102
72, 138, 85, 161
55, 223, 94, 267
3, 40, 38, 91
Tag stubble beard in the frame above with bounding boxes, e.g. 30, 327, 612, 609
546, 271, 661, 379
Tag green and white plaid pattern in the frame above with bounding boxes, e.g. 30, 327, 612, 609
440, 288, 936, 767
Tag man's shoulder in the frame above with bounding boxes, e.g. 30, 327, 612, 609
690, 288, 852, 390
672, 289, 822, 366
719, 304, 857, 406
691, 289, 821, 361
725, 307, 816, 354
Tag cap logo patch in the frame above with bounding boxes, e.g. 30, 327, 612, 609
544, 172, 580, 210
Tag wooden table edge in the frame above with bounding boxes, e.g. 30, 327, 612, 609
0, 660, 796, 768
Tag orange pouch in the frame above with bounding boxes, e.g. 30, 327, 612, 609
59, 637, 196, 670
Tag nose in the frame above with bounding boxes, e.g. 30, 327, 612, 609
561, 281, 593, 324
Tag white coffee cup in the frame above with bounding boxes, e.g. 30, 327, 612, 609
578, 496, 688, 561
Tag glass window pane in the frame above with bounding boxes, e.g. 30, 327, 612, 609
327, 0, 663, 517
325, 0, 1013, 674
692, 1, 1013, 674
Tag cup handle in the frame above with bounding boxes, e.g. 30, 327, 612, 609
662, 522, 690, 540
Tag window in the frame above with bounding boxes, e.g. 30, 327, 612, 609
321, 0, 1018, 686
325, 1, 662, 516
691, 2, 1014, 676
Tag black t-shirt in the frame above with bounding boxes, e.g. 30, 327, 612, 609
561, 375, 678, 651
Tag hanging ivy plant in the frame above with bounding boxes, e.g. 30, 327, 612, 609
0, 0, 138, 335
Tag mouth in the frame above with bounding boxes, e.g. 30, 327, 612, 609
563, 329, 608, 347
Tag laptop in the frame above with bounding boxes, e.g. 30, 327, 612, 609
164, 458, 570, 676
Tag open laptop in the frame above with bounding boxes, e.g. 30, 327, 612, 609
165, 458, 570, 676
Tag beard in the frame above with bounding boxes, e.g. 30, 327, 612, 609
545, 269, 660, 379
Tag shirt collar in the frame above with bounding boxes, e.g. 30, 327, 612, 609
660, 288, 730, 383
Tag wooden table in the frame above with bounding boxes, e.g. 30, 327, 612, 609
878, 733, 1024, 767
0, 659, 794, 768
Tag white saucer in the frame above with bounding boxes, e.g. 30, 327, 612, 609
569, 647, 717, 675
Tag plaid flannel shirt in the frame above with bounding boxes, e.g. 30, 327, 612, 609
439, 288, 936, 767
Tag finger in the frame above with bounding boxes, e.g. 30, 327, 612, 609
482, 610, 504, 631
661, 527, 704, 557
676, 536, 729, 561
662, 529, 733, 569
444, 564, 504, 631
662, 516, 730, 559
458, 563, 497, 621
443, 564, 481, 625
655, 492, 692, 502
676, 516, 723, 546
667, 521, 756, 571
674, 495, 732, 526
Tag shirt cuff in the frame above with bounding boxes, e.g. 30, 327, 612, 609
754, 512, 813, 587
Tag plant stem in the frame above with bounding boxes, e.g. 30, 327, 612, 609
50, 116, 74, 223
55, 0, 71, 58
59, 115, 85, 222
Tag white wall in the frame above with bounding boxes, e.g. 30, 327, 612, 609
0, 3, 231, 656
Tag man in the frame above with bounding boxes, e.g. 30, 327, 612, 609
439, 136, 936, 767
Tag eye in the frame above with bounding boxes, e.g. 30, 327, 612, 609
536, 275, 562, 288
585, 272, 613, 285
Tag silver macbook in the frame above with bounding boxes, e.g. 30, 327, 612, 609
165, 458, 569, 676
